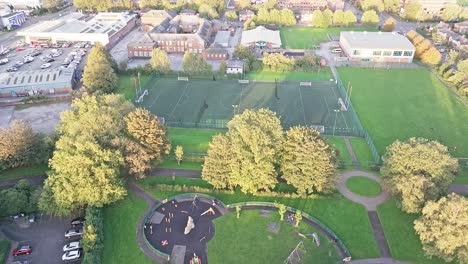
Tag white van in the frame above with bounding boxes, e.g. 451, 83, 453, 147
331, 48, 342, 53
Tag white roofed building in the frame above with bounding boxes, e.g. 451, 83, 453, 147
340, 31, 415, 63
241, 26, 281, 49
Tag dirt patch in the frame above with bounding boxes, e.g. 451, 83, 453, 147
9, 102, 71, 134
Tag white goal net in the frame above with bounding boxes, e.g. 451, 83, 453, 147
178, 77, 189, 81
299, 82, 312, 87
238, 80, 250, 84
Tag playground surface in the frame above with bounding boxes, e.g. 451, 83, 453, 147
138, 77, 358, 133
144, 198, 222, 264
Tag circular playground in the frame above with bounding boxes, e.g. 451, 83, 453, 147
143, 194, 350, 264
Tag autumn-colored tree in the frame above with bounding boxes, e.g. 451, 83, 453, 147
421, 47, 442, 65
383, 0, 400, 12
382, 17, 396, 32
202, 134, 234, 189
414, 194, 468, 263
218, 60, 227, 74
275, 202, 287, 221
415, 39, 432, 59
406, 30, 419, 41
225, 10, 238, 21
333, 10, 345, 25
381, 138, 458, 213
175, 145, 184, 165
82, 43, 118, 94
150, 48, 171, 74
343, 10, 357, 26
182, 52, 212, 75
361, 10, 380, 24
360, 0, 384, 12
237, 0, 250, 8
440, 3, 463, 21
295, 210, 302, 227
281, 127, 337, 194
262, 53, 294, 72
403, 0, 423, 20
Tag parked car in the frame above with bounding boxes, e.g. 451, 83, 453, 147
12, 245, 32, 256
65, 228, 83, 238
62, 249, 81, 261
45, 58, 55, 63
40, 63, 51, 69
63, 241, 81, 252
0, 48, 10, 55
28, 212, 36, 223
62, 43, 71, 48
7, 67, 18, 72
331, 48, 342, 53
16, 47, 26, 52
31, 50, 42, 56
71, 217, 85, 226
0, 58, 9, 65
24, 56, 34, 63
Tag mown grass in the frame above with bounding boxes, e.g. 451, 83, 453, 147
349, 138, 375, 163
346, 177, 382, 197
0, 240, 10, 263
156, 159, 203, 171
246, 68, 333, 81
0, 165, 48, 181
167, 127, 223, 154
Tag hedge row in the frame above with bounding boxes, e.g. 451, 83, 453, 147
82, 207, 104, 264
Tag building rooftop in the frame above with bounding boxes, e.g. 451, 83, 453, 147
0, 68, 74, 90
241, 26, 282, 46
340, 31, 415, 50
203, 47, 228, 54
18, 12, 136, 37
214, 31, 230, 44
227, 59, 244, 68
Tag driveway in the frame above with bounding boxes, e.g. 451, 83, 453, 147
1, 215, 81, 264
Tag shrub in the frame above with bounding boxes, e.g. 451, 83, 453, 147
0, 180, 39, 218
82, 207, 104, 264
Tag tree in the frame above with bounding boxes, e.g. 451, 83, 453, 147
228, 109, 283, 194
0, 180, 38, 218
256, 7, 269, 24
406, 30, 419, 41
139, 0, 162, 8
440, 3, 463, 21
415, 39, 432, 59
0, 121, 46, 170
225, 10, 238, 21
446, 50, 460, 65
457, 59, 468, 73
323, 9, 333, 28
384, 0, 400, 12
382, 17, 396, 32
281, 127, 337, 194
237, 0, 250, 8
360, 0, 384, 12
380, 138, 458, 213
421, 47, 442, 65
198, 4, 219, 19
361, 10, 380, 24
150, 48, 171, 74
42, 0, 61, 9
218, 60, 227, 74
39, 94, 133, 215
202, 134, 234, 189
279, 8, 296, 25
403, 0, 423, 21
333, 10, 345, 26
312, 10, 326, 28
233, 46, 257, 72
262, 53, 294, 72
295, 210, 302, 227
82, 44, 118, 94
414, 194, 468, 263
182, 52, 212, 75
262, 0, 277, 10
275, 202, 286, 221
343, 10, 357, 26
175, 145, 184, 165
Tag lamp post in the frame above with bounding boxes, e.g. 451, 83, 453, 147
232, 104, 238, 116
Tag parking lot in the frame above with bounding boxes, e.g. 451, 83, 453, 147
1, 215, 82, 264
0, 42, 91, 75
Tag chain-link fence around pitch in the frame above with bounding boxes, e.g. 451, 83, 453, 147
137, 76, 364, 135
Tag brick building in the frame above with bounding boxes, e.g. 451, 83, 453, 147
140, 9, 176, 32
202, 47, 228, 60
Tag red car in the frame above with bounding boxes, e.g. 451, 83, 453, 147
12, 245, 32, 256
16, 47, 25, 51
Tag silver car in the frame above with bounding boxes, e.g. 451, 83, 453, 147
64, 228, 82, 238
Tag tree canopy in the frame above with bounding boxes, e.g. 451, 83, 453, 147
150, 48, 171, 74
403, 0, 423, 20
82, 43, 118, 94
440, 3, 463, 21
382, 17, 396, 32
360, 0, 384, 12
182, 52, 212, 75
343, 10, 357, 26
361, 10, 380, 24
414, 194, 468, 263
201, 134, 234, 189
281, 127, 338, 194
381, 138, 458, 213
262, 53, 294, 72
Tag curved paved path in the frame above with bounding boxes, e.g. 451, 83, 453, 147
337, 171, 390, 211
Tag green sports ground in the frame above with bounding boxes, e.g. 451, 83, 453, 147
137, 77, 360, 134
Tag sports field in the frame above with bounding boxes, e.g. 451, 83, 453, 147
137, 77, 358, 133
280, 27, 377, 49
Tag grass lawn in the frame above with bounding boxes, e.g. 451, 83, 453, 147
377, 200, 450, 264
103, 192, 153, 264
280, 27, 377, 49
349, 138, 375, 164
246, 68, 333, 81
326, 137, 352, 165
346, 177, 381, 197
0, 240, 9, 262
338, 68, 468, 159
454, 170, 468, 184
208, 210, 340, 264
117, 73, 152, 100
156, 159, 203, 171
139, 178, 380, 259
0, 165, 48, 181
168, 127, 223, 154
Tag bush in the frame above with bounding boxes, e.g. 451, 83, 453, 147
0, 180, 39, 218
20, 95, 48, 103
82, 207, 104, 264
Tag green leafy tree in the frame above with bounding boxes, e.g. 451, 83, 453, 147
262, 53, 294, 72
295, 210, 302, 227
333, 10, 345, 25
233, 46, 257, 72
440, 3, 463, 21
457, 59, 468, 73
343, 10, 357, 26
175, 145, 184, 165
182, 52, 212, 75
198, 4, 219, 19
139, 0, 163, 8
202, 134, 234, 189
381, 138, 458, 213
262, 0, 277, 9
403, 0, 423, 20
414, 194, 468, 263
421, 47, 442, 65
82, 44, 118, 94
323, 9, 333, 28
279, 8, 296, 25
446, 50, 460, 65
0, 180, 38, 217
43, 0, 62, 9
382, 17, 396, 32
82, 206, 104, 264
150, 48, 171, 74
228, 109, 283, 194
218, 60, 227, 74
361, 10, 380, 24
360, 0, 384, 12
256, 7, 269, 24
237, 0, 250, 8
281, 127, 337, 194
225, 10, 238, 21
384, 0, 400, 12
312, 10, 325, 28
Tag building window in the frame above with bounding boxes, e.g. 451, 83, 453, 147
383, 51, 392, 56
373, 50, 382, 56
403, 51, 413, 56
352, 50, 360, 55
393, 51, 403, 56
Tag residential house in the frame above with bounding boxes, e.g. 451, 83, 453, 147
202, 47, 228, 60
226, 60, 244, 74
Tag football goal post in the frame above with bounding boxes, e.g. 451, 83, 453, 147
338, 98, 348, 112
283, 241, 306, 264
178, 77, 189, 81
238, 80, 249, 84
135, 89, 148, 103
299, 82, 312, 87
